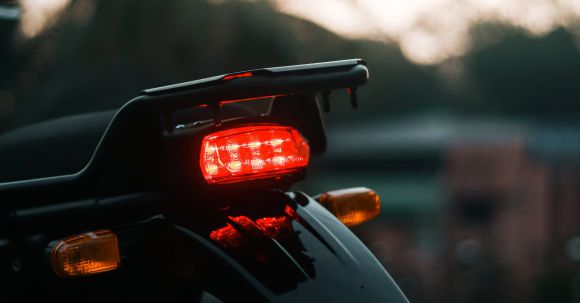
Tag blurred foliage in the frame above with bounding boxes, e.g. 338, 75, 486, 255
1, 0, 580, 132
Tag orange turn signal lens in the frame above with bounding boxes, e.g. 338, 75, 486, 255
319, 187, 381, 227
51, 230, 120, 277
200, 125, 310, 184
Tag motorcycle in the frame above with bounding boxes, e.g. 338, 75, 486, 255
0, 59, 409, 302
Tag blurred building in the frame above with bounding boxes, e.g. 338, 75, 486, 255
299, 114, 580, 303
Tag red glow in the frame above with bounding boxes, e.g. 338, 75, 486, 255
209, 214, 294, 248
255, 216, 290, 237
228, 216, 265, 238
209, 224, 245, 248
219, 95, 281, 105
200, 125, 310, 184
223, 72, 253, 80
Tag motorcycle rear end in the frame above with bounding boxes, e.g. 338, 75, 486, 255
0, 59, 409, 303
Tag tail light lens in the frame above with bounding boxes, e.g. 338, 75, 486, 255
200, 125, 310, 184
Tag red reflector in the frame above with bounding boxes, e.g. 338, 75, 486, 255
223, 72, 253, 80
209, 224, 245, 248
255, 216, 290, 237
209, 214, 294, 248
200, 125, 309, 184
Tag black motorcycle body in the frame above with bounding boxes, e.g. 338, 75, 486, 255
0, 59, 409, 303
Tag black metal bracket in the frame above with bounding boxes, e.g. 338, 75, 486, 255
211, 102, 223, 126
0, 59, 369, 207
347, 87, 358, 109
322, 91, 331, 113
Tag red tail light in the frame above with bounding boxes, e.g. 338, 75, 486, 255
200, 125, 310, 184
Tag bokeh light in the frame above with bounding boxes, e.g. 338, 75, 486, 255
274, 0, 580, 64
19, 0, 71, 38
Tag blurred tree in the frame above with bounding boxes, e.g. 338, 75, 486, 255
1, 0, 580, 132
466, 27, 580, 117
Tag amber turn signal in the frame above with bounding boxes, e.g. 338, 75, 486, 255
318, 187, 381, 227
51, 230, 120, 277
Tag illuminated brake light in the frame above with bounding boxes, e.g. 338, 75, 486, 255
51, 230, 120, 277
200, 125, 309, 184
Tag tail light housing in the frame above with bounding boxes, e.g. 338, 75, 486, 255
200, 125, 310, 184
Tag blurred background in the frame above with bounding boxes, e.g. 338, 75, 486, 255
1, 0, 580, 302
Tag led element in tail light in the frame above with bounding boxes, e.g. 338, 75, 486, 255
51, 230, 120, 277
201, 125, 310, 184
318, 187, 381, 227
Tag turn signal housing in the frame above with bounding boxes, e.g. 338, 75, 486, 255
200, 125, 310, 184
51, 230, 120, 277
319, 187, 381, 227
